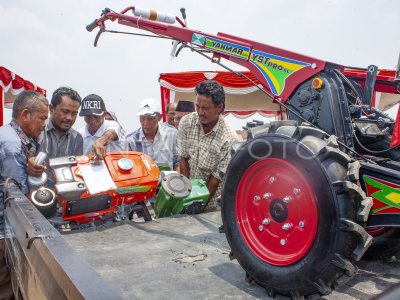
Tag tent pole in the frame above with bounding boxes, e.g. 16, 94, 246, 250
160, 86, 170, 122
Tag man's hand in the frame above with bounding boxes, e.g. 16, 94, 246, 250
27, 156, 46, 177
179, 157, 190, 178
92, 129, 118, 160
206, 175, 220, 201
202, 175, 220, 212
92, 140, 106, 160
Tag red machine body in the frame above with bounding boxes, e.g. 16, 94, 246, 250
50, 151, 159, 225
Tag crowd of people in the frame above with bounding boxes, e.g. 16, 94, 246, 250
0, 79, 239, 215
0, 80, 238, 297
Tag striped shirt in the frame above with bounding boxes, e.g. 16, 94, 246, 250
126, 123, 179, 171
177, 112, 238, 210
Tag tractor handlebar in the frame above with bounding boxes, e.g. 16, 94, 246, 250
86, 19, 99, 32
86, 5, 326, 102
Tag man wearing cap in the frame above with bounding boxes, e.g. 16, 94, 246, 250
126, 98, 179, 171
78, 94, 124, 159
173, 100, 195, 128
177, 80, 238, 211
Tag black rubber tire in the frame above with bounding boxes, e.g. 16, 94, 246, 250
222, 121, 373, 298
364, 228, 400, 260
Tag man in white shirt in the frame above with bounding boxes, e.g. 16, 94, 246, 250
78, 94, 124, 159
126, 98, 179, 171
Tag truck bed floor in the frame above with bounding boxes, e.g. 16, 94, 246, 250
64, 212, 400, 299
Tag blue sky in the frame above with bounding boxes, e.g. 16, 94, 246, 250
1, 0, 399, 131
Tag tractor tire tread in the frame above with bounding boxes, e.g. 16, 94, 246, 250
297, 126, 326, 140
348, 161, 361, 182
247, 124, 271, 140
339, 218, 373, 261
317, 146, 351, 166
313, 279, 332, 296
332, 253, 357, 276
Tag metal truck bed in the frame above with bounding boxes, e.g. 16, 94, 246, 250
63, 212, 400, 300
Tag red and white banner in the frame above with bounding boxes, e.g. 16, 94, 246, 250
159, 71, 277, 122
0, 66, 46, 126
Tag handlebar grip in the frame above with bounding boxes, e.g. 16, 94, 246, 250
86, 19, 99, 32
180, 8, 186, 19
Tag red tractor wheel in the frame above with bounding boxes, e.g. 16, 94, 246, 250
222, 121, 372, 298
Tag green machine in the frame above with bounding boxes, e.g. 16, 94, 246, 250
155, 172, 210, 218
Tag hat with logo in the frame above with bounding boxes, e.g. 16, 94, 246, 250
176, 100, 195, 113
79, 94, 106, 116
137, 98, 162, 116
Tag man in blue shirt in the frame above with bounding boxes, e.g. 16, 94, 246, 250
0, 90, 48, 298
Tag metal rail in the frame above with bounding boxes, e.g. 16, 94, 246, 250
3, 180, 121, 299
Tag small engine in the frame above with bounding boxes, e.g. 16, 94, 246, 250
47, 151, 159, 227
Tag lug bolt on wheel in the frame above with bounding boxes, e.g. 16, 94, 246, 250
263, 193, 271, 200
258, 225, 264, 232
262, 218, 270, 225
280, 239, 286, 246
299, 221, 305, 228
283, 196, 292, 203
282, 223, 292, 231
269, 177, 276, 184
293, 188, 301, 195
254, 195, 260, 202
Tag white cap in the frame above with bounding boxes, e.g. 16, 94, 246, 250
137, 98, 162, 116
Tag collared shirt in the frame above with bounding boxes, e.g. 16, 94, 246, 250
177, 113, 238, 210
0, 122, 36, 238
38, 119, 83, 160
78, 120, 125, 155
126, 123, 179, 170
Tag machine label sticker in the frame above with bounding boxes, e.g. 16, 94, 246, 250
250, 49, 310, 96
115, 185, 151, 195
191, 33, 205, 46
363, 175, 400, 214
204, 37, 250, 60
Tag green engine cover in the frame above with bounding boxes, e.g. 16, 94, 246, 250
155, 173, 210, 218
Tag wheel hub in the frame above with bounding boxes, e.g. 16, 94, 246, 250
270, 199, 288, 223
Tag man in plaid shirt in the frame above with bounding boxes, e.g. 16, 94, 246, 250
177, 80, 238, 211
